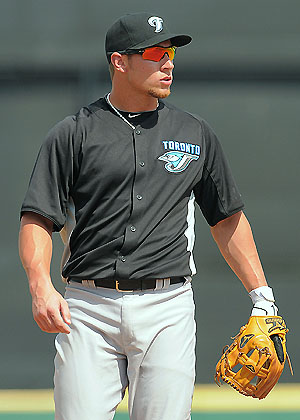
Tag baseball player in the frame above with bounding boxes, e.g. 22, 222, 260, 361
19, 12, 279, 420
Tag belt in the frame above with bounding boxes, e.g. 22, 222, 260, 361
69, 277, 185, 292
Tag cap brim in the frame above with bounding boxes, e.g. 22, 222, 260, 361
127, 33, 192, 50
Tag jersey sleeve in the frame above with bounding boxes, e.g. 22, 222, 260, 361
21, 116, 78, 232
194, 119, 245, 226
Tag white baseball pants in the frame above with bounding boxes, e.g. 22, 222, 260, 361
54, 280, 196, 420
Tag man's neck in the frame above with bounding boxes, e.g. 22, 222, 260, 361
109, 89, 158, 113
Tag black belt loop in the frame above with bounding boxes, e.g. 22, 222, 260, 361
69, 277, 185, 291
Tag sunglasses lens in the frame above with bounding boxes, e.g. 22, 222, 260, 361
142, 47, 175, 62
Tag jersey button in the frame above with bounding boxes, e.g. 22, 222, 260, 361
120, 256, 126, 262
139, 161, 145, 167
136, 194, 143, 200
135, 130, 141, 135
130, 226, 136, 232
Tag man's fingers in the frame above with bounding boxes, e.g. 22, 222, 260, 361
34, 317, 50, 333
34, 307, 70, 334
60, 300, 71, 325
34, 315, 60, 333
32, 290, 71, 334
48, 311, 71, 334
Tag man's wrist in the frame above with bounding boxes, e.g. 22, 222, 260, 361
249, 286, 275, 304
28, 274, 53, 297
249, 286, 278, 316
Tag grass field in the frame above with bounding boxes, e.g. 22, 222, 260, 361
0, 414, 299, 420
0, 384, 299, 419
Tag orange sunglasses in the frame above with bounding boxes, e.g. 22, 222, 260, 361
126, 46, 177, 62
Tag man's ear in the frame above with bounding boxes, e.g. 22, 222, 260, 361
110, 52, 128, 74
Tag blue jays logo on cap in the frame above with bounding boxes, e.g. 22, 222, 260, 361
158, 140, 200, 173
148, 16, 164, 33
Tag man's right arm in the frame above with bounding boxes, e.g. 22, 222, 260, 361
19, 212, 71, 334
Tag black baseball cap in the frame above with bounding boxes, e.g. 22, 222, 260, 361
105, 12, 192, 63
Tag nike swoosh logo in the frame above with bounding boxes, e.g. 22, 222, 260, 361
128, 113, 141, 118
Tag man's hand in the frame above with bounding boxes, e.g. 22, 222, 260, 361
32, 284, 71, 334
19, 212, 71, 334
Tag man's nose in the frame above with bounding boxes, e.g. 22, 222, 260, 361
161, 53, 174, 69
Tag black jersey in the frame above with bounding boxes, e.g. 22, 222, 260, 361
21, 98, 244, 281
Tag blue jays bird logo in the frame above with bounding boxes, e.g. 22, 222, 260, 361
158, 151, 199, 173
148, 16, 164, 33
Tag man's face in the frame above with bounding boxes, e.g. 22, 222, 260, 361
125, 40, 175, 100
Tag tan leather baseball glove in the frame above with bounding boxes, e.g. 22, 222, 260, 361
215, 316, 292, 399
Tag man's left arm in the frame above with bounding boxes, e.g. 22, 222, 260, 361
210, 210, 266, 292
210, 210, 277, 315
212, 210, 293, 397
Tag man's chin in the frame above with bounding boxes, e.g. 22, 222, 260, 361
148, 87, 171, 99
